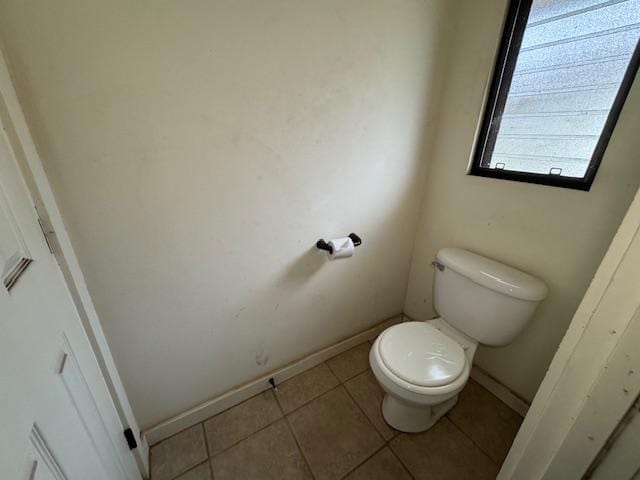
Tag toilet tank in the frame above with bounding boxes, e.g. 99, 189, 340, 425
433, 248, 548, 346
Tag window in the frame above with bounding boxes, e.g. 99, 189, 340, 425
470, 0, 640, 190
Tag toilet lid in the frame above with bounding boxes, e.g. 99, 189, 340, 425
378, 322, 466, 387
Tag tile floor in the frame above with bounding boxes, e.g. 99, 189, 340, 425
150, 342, 523, 480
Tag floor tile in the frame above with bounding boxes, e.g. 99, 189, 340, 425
204, 390, 282, 455
150, 424, 208, 480
275, 363, 339, 413
327, 343, 371, 382
344, 447, 411, 480
390, 417, 498, 480
211, 419, 312, 480
345, 370, 397, 441
288, 386, 384, 480
448, 378, 523, 464
174, 462, 211, 480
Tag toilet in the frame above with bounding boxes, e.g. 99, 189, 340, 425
370, 247, 548, 432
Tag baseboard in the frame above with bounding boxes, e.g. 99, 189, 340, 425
470, 366, 530, 417
143, 314, 402, 445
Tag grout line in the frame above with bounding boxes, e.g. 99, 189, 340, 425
197, 359, 361, 464
339, 369, 415, 479
198, 391, 284, 460
285, 382, 346, 413
150, 421, 206, 452
337, 443, 387, 480
339, 361, 402, 443
283, 415, 317, 480
203, 414, 314, 476
277, 363, 341, 415
155, 345, 367, 453
206, 415, 284, 459
332, 367, 369, 384
168, 458, 210, 480
171, 346, 397, 479
338, 366, 410, 479
341, 373, 387, 442
446, 414, 500, 468
272, 388, 286, 417
274, 389, 318, 480
200, 421, 215, 479
333, 380, 412, 480
446, 379, 521, 467
200, 421, 210, 457
276, 365, 387, 480
202, 388, 273, 423
387, 443, 416, 480
325, 342, 371, 383
162, 423, 210, 480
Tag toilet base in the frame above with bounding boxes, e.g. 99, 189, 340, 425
381, 393, 458, 433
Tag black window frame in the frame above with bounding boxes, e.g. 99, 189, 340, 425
469, 0, 640, 191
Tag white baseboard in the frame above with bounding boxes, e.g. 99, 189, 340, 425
143, 314, 402, 445
470, 366, 530, 417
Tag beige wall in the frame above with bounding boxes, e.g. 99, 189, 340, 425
0, 0, 457, 428
2, 0, 638, 429
405, 0, 640, 402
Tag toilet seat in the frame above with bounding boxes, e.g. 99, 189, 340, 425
378, 322, 465, 388
371, 322, 470, 401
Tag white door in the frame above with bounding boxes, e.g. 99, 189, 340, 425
0, 102, 141, 479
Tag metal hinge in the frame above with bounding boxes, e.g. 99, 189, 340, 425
123, 428, 138, 450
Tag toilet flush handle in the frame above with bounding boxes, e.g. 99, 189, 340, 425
432, 261, 445, 272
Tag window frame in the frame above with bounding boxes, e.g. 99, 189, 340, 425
469, 0, 640, 191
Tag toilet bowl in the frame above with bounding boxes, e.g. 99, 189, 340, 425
370, 319, 475, 432
370, 247, 548, 433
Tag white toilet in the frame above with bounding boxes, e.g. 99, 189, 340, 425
370, 247, 548, 433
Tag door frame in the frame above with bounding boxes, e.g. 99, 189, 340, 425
0, 47, 149, 478
499, 184, 640, 478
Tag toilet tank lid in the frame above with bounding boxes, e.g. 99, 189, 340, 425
436, 248, 548, 301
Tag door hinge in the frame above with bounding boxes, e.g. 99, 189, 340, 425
123, 428, 138, 450
36, 216, 55, 255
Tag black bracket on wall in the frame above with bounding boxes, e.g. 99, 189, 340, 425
316, 233, 362, 254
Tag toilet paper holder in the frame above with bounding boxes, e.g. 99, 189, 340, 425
316, 233, 362, 254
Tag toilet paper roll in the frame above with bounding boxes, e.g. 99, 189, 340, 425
328, 237, 355, 259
